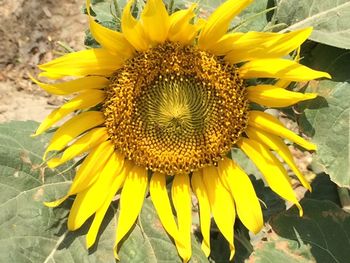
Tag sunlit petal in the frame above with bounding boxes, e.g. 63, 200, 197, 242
239, 58, 331, 81
39, 49, 123, 77
86, 160, 131, 248
202, 166, 236, 260
47, 127, 108, 168
238, 137, 303, 216
142, 0, 170, 43
150, 172, 179, 242
86, 0, 134, 58
198, 0, 253, 50
246, 126, 311, 191
34, 90, 105, 136
218, 158, 263, 234
114, 165, 148, 258
172, 174, 192, 263
225, 28, 312, 63
122, 0, 151, 51
191, 171, 211, 257
43, 111, 105, 160
68, 152, 125, 230
247, 84, 317, 107
29, 75, 108, 95
248, 111, 317, 151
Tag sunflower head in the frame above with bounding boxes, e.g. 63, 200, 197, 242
34, 0, 330, 262
104, 42, 248, 175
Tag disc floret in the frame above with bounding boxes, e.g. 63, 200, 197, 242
104, 42, 248, 174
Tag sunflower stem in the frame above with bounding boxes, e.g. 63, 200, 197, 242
337, 187, 350, 212
264, 22, 288, 32
229, 6, 277, 32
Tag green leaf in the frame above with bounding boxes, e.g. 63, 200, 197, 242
248, 231, 315, 263
270, 199, 350, 262
0, 121, 116, 263
304, 173, 341, 205
199, 0, 271, 32
119, 199, 209, 263
208, 223, 252, 263
298, 80, 350, 188
301, 43, 350, 82
251, 177, 286, 221
232, 0, 270, 32
276, 0, 350, 49
0, 121, 207, 263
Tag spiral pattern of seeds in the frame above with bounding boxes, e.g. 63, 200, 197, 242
103, 42, 249, 175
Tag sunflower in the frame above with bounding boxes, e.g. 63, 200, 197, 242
32, 0, 330, 261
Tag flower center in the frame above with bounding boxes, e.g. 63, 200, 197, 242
103, 42, 248, 174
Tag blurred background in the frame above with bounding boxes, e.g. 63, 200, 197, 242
0, 0, 86, 122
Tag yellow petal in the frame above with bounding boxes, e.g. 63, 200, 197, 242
207, 32, 244, 55
168, 4, 200, 45
274, 47, 301, 89
225, 28, 312, 63
218, 158, 263, 234
150, 172, 179, 242
29, 75, 108, 95
86, 160, 131, 248
121, 1, 151, 51
247, 85, 317, 107
275, 79, 292, 89
38, 48, 123, 77
198, 0, 253, 50
191, 171, 211, 257
239, 58, 331, 81
67, 141, 114, 194
202, 166, 236, 260
38, 71, 66, 80
237, 138, 303, 216
172, 174, 192, 263
43, 111, 105, 160
86, 0, 134, 58
114, 165, 148, 258
141, 0, 170, 44
47, 127, 108, 168
171, 24, 202, 46
44, 141, 114, 207
245, 126, 311, 191
68, 152, 125, 230
169, 4, 196, 35
34, 90, 105, 136
248, 110, 316, 151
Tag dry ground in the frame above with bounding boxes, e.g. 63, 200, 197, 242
0, 0, 85, 122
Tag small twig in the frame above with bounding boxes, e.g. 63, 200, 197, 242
56, 41, 75, 53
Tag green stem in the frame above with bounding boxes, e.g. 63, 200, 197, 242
337, 187, 350, 212
229, 6, 277, 32
168, 0, 174, 14
56, 41, 75, 53
264, 22, 288, 32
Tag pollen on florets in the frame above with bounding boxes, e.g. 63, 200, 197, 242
103, 42, 248, 175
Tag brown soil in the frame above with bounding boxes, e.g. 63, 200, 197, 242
0, 0, 86, 123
